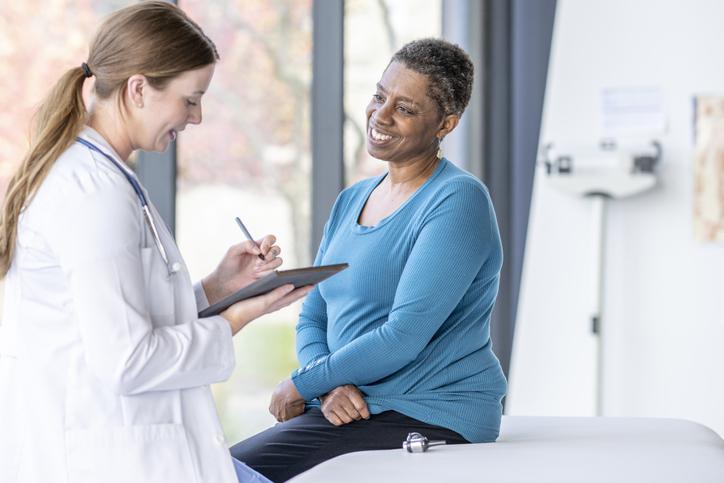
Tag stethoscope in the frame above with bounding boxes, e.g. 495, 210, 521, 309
402, 432, 447, 453
75, 137, 180, 276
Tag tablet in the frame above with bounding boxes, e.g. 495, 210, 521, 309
198, 263, 349, 318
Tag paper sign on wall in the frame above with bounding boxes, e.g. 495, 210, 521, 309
600, 87, 666, 136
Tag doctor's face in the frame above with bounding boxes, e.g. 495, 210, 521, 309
130, 63, 215, 152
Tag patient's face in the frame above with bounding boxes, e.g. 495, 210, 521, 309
365, 61, 444, 164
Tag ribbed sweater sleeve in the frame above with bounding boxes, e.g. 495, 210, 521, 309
295, 190, 348, 367
295, 239, 330, 367
291, 180, 495, 400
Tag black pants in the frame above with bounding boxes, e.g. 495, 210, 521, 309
230, 408, 468, 482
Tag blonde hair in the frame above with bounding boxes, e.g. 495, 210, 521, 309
0, 1, 219, 277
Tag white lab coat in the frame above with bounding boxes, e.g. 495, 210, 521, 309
0, 127, 239, 483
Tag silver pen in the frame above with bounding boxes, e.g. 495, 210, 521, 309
235, 217, 266, 260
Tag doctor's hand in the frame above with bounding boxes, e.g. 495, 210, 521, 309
269, 378, 306, 422
320, 385, 370, 426
203, 235, 283, 305
221, 283, 314, 335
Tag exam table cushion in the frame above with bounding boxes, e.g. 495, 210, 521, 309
290, 415, 724, 482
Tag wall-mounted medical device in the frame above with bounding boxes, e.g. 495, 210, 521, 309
543, 140, 660, 197
541, 139, 661, 416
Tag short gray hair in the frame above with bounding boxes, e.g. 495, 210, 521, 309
391, 38, 474, 116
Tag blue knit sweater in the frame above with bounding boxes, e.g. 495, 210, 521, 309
291, 159, 506, 443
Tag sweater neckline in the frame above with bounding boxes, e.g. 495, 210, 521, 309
352, 158, 448, 234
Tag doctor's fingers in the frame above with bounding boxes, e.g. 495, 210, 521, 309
265, 285, 314, 314
254, 252, 282, 272
254, 246, 282, 265
223, 285, 296, 334
229, 239, 278, 259
226, 240, 264, 260
257, 235, 278, 256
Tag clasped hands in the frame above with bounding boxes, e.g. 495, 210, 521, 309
269, 379, 369, 426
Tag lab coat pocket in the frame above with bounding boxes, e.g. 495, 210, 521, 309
65, 423, 199, 483
141, 247, 175, 326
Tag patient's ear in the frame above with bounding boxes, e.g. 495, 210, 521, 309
437, 114, 460, 139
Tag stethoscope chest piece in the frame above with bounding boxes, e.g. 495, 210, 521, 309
403, 432, 447, 453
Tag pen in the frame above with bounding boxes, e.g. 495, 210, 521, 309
235, 216, 266, 260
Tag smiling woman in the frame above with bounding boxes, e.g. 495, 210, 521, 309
366, 62, 450, 164
359, 60, 460, 225
229, 39, 506, 483
344, 0, 442, 184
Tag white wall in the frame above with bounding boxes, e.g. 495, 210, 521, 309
507, 0, 724, 436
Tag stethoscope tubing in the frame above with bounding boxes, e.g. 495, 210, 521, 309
74, 137, 175, 274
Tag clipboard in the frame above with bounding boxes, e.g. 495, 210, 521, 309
198, 263, 348, 318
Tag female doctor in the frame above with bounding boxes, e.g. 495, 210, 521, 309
0, 2, 310, 483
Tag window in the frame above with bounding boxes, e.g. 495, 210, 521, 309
344, 0, 442, 186
0, 0, 137, 319
0, 0, 135, 197
178, 0, 312, 441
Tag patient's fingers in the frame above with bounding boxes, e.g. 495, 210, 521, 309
283, 400, 305, 421
336, 399, 361, 422
347, 388, 370, 420
321, 399, 344, 426
321, 385, 369, 426
327, 410, 344, 426
336, 385, 368, 421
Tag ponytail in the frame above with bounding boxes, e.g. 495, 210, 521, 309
0, 67, 88, 277
0, 1, 219, 278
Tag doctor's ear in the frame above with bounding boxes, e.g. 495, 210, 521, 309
126, 74, 147, 109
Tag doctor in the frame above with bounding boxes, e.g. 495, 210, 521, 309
0, 2, 310, 483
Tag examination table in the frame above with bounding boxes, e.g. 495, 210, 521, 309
290, 416, 724, 482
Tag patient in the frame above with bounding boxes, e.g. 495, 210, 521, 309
231, 38, 506, 482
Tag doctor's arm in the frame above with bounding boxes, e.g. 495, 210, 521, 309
193, 236, 312, 335
53, 186, 305, 396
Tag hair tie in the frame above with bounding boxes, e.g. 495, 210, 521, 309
81, 62, 93, 78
